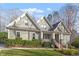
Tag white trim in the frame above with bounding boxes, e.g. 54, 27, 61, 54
6, 12, 27, 27
54, 22, 70, 34
38, 16, 51, 29
53, 22, 61, 31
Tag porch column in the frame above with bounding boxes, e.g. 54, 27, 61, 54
41, 31, 43, 39
53, 33, 55, 40
59, 34, 61, 49
66, 44, 68, 49
65, 35, 68, 49
28, 31, 30, 40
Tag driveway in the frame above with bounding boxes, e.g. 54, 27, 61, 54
0, 44, 5, 48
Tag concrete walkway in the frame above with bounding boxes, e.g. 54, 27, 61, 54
0, 47, 55, 50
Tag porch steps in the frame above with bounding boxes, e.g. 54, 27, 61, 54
53, 39, 63, 49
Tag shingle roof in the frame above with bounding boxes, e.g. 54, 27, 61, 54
49, 21, 60, 31
49, 21, 71, 34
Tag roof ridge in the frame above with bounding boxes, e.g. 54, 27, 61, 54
25, 13, 40, 30
43, 16, 53, 28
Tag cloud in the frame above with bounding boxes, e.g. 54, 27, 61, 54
20, 8, 45, 20
20, 8, 44, 14
47, 8, 52, 11
20, 8, 52, 20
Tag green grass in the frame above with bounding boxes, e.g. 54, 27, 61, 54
0, 49, 79, 56
0, 49, 63, 56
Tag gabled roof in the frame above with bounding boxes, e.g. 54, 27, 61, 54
6, 12, 40, 30
50, 21, 71, 34
51, 21, 60, 31
37, 16, 53, 29
25, 13, 40, 30
61, 21, 71, 34
43, 16, 53, 28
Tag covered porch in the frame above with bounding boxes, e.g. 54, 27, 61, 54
52, 32, 70, 48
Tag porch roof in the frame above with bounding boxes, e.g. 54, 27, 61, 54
6, 26, 40, 32
49, 21, 60, 31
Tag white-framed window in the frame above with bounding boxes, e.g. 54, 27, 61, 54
44, 26, 46, 29
41, 25, 46, 29
32, 33, 35, 39
16, 32, 20, 38
25, 20, 28, 25
43, 34, 50, 39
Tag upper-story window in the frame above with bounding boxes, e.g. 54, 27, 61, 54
25, 23, 28, 25
44, 26, 46, 29
25, 20, 28, 25
41, 25, 46, 29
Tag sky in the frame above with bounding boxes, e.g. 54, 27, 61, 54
0, 3, 79, 32
0, 3, 65, 9
0, 3, 65, 19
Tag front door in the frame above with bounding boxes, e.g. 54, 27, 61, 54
55, 34, 59, 42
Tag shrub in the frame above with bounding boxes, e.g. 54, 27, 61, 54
72, 37, 79, 48
56, 49, 79, 55
15, 37, 22, 40
0, 32, 8, 39
5, 39, 14, 47
0, 39, 5, 43
23, 39, 41, 47
0, 32, 8, 43
61, 49, 76, 55
5, 38, 23, 47
5, 39, 41, 48
42, 42, 51, 48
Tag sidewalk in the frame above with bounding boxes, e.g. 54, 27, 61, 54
0, 47, 54, 50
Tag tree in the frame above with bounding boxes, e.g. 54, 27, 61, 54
60, 4, 79, 48
60, 4, 78, 31
0, 9, 23, 32
47, 13, 53, 24
52, 11, 61, 24
9, 9, 23, 22
72, 37, 79, 48
47, 11, 61, 25
0, 15, 7, 32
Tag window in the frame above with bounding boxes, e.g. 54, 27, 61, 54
41, 25, 43, 28
32, 33, 35, 39
43, 34, 50, 39
55, 34, 59, 42
25, 23, 28, 25
25, 21, 28, 25
44, 26, 46, 29
41, 25, 46, 29
16, 32, 20, 38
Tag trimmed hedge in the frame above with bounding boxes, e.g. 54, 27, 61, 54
5, 39, 42, 48
42, 42, 52, 48
23, 39, 41, 47
5, 38, 22, 47
5, 39, 53, 48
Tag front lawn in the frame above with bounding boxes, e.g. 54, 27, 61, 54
0, 49, 79, 56
0, 49, 63, 56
